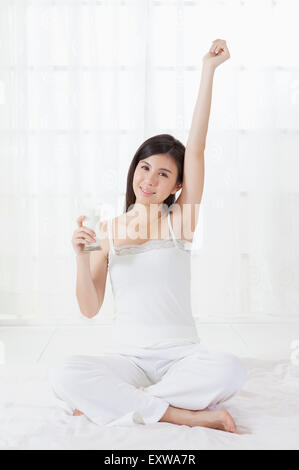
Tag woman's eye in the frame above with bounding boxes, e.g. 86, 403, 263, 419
141, 165, 168, 177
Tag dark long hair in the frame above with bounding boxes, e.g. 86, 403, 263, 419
124, 134, 185, 213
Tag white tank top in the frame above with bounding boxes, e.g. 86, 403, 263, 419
105, 209, 200, 350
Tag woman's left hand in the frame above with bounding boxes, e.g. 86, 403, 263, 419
202, 39, 230, 70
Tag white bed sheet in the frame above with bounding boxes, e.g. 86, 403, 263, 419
0, 357, 298, 450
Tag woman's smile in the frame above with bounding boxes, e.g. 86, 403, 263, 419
140, 186, 155, 196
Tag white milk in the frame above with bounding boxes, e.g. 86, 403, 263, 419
82, 208, 102, 252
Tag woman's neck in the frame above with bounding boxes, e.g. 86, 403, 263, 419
126, 202, 167, 227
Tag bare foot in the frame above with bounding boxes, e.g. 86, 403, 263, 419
73, 408, 84, 417
191, 409, 237, 433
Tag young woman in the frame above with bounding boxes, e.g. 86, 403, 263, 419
49, 39, 247, 433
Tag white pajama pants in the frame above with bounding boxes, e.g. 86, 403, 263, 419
49, 343, 247, 426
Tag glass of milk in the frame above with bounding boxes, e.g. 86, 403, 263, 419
82, 204, 103, 252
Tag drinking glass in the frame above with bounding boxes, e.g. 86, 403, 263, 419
76, 201, 103, 252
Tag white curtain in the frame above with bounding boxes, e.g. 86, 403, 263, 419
0, 0, 298, 325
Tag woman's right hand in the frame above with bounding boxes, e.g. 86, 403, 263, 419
72, 215, 97, 256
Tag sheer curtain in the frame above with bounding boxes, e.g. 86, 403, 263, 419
0, 0, 298, 325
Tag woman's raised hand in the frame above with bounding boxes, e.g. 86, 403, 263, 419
72, 215, 97, 256
202, 39, 230, 70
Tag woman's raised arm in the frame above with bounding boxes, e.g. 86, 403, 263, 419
186, 38, 230, 153
175, 39, 231, 232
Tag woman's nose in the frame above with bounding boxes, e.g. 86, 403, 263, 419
145, 174, 157, 185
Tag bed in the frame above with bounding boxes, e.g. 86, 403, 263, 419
0, 356, 298, 450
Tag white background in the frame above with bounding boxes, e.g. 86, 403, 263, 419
0, 0, 298, 325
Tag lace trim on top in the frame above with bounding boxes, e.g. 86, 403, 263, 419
109, 238, 192, 259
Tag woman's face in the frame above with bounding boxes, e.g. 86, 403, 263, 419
133, 154, 182, 205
